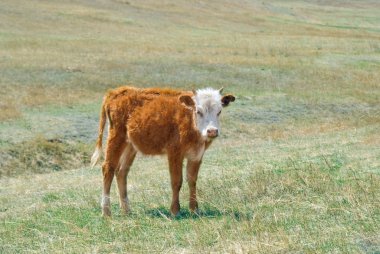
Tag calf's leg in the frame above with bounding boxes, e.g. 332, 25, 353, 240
168, 153, 184, 216
102, 133, 126, 217
115, 143, 137, 214
186, 159, 202, 213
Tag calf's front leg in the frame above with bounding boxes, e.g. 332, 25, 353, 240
168, 153, 184, 216
186, 159, 202, 213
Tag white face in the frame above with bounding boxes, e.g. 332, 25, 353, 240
194, 88, 223, 140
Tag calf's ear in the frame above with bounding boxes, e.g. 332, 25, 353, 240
221, 94, 235, 107
179, 95, 195, 108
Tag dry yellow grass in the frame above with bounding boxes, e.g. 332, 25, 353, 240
0, 0, 379, 253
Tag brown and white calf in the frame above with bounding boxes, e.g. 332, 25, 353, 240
91, 86, 235, 216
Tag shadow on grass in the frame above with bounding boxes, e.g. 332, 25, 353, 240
146, 205, 253, 221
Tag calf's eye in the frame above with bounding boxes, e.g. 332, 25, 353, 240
197, 110, 203, 117
217, 111, 221, 116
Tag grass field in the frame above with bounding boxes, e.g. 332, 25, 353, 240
1, 0, 379, 253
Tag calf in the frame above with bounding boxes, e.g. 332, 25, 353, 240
91, 86, 235, 216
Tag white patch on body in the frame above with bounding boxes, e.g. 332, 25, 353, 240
186, 143, 205, 162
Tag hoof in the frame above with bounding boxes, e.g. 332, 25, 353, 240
189, 202, 199, 213
170, 202, 180, 217
102, 207, 112, 217
120, 201, 130, 215
120, 208, 130, 215
190, 208, 200, 216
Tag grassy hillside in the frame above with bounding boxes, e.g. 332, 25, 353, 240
0, 0, 379, 253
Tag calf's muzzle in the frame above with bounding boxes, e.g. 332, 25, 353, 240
207, 128, 218, 138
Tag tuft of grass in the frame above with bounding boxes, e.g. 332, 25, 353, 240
0, 136, 91, 177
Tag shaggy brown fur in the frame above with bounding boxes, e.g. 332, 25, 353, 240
92, 86, 192, 154
91, 86, 234, 217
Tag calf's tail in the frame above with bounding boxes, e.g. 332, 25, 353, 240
91, 96, 109, 168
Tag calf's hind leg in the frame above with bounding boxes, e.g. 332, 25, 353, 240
102, 133, 127, 217
115, 143, 137, 214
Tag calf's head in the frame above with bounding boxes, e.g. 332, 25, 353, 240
180, 88, 235, 140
